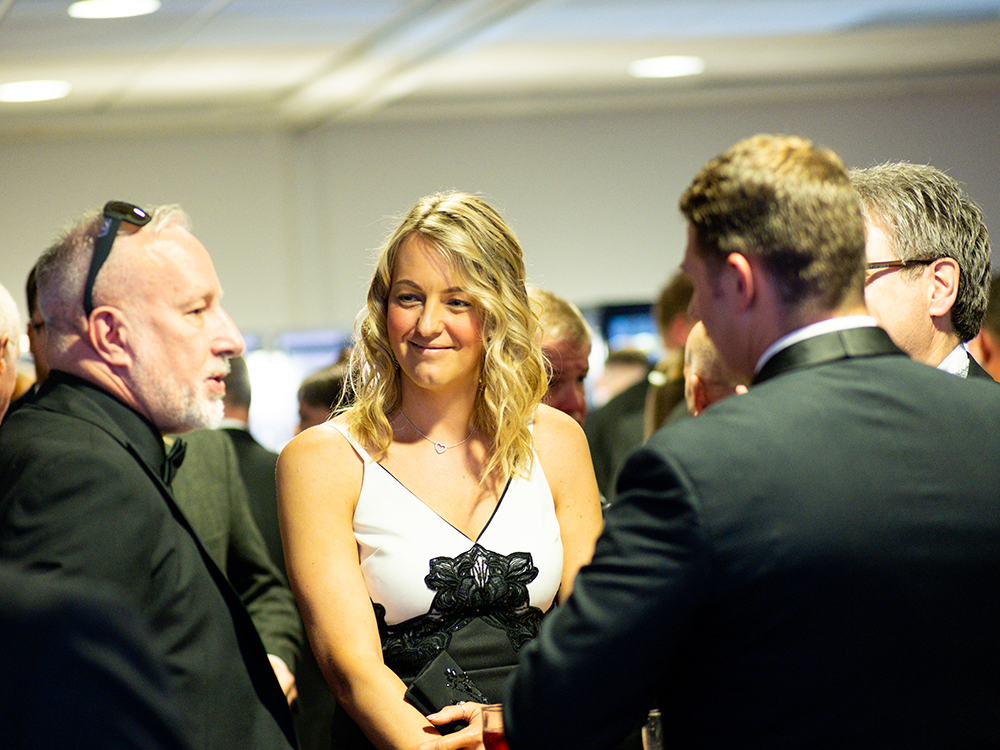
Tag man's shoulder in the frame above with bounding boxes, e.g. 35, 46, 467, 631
178, 428, 236, 457
0, 383, 161, 508
223, 427, 278, 462
965, 353, 997, 382
1, 395, 115, 456
5, 374, 127, 440
586, 378, 650, 436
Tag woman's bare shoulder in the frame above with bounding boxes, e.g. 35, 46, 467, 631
531, 403, 588, 451
278, 419, 363, 492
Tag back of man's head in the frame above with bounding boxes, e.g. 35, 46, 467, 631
25, 262, 39, 319
652, 273, 694, 350
680, 133, 866, 316
223, 355, 252, 412
297, 362, 353, 433
683, 321, 748, 416
850, 162, 991, 343
0, 282, 22, 421
529, 287, 591, 350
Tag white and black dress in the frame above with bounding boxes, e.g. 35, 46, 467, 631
326, 422, 563, 749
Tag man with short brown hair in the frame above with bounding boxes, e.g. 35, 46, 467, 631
493, 135, 1000, 750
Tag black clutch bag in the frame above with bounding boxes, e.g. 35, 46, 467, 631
404, 650, 488, 735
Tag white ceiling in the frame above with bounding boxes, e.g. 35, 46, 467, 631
2, 0, 999, 137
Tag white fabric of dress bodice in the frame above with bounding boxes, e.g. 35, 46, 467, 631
327, 421, 563, 626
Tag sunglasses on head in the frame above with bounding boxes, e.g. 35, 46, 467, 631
83, 200, 152, 317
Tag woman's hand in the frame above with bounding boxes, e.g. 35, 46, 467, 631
416, 702, 486, 750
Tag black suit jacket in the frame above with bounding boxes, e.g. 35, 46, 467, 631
0, 372, 296, 749
505, 328, 1000, 750
584, 377, 651, 504
170, 428, 302, 672
222, 427, 286, 577
0, 563, 192, 749
220, 427, 341, 750
966, 352, 995, 380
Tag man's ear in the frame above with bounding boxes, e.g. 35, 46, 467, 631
0, 335, 8, 376
724, 252, 755, 311
928, 257, 960, 319
87, 307, 133, 367
690, 373, 710, 417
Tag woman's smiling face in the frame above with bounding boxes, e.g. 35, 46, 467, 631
386, 234, 484, 395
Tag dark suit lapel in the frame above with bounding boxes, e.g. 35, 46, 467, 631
966, 355, 996, 382
36, 375, 296, 742
754, 327, 902, 385
124, 442, 297, 739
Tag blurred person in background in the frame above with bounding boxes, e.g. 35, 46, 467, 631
529, 286, 592, 427
0, 281, 21, 423
967, 274, 1000, 381
585, 272, 694, 505
589, 348, 650, 409
296, 360, 353, 434
7, 262, 44, 414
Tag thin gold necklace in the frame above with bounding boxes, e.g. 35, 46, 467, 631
398, 411, 473, 454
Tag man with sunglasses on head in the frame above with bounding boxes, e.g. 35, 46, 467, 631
850, 162, 993, 379
0, 203, 296, 749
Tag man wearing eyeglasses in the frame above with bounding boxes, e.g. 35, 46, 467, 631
0, 203, 296, 749
850, 162, 993, 379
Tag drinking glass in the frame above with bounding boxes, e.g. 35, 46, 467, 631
641, 708, 663, 750
482, 704, 508, 750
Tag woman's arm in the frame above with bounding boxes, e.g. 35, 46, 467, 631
531, 404, 604, 602
276, 424, 441, 750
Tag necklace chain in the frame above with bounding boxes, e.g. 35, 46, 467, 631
398, 411, 473, 454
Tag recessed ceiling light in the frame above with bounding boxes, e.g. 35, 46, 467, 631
628, 56, 706, 79
68, 0, 161, 19
0, 80, 72, 103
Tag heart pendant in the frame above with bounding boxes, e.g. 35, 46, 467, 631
434, 442, 448, 454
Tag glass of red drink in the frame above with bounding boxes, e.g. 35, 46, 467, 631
482, 704, 509, 750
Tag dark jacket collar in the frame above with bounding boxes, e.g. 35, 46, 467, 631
966, 355, 996, 381
35, 370, 170, 480
753, 327, 903, 386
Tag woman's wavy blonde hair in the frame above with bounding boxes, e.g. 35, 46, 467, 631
343, 191, 547, 483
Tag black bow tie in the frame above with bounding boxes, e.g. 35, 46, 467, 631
162, 437, 187, 485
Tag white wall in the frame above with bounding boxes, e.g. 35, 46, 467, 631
3, 82, 998, 343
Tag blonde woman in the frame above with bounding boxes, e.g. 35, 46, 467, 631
277, 192, 602, 750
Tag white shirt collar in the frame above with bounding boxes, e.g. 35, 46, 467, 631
755, 316, 879, 374
218, 417, 249, 430
938, 344, 971, 378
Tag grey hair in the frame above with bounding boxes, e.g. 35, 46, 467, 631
529, 286, 591, 348
36, 204, 190, 360
850, 163, 991, 342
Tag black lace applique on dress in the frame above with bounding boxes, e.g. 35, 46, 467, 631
375, 544, 545, 679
